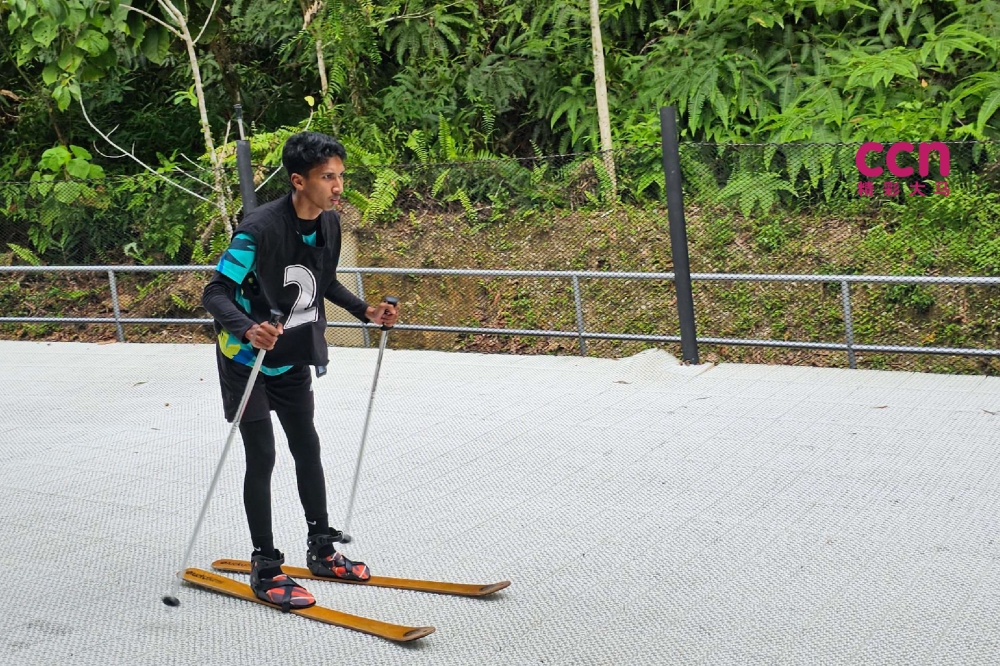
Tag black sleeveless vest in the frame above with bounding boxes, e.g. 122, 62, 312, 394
234, 193, 342, 367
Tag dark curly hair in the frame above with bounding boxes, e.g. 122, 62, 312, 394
281, 131, 347, 184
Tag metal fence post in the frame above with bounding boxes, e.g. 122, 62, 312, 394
840, 280, 857, 369
660, 107, 698, 364
572, 275, 587, 356
107, 270, 125, 342
355, 272, 371, 348
234, 104, 258, 214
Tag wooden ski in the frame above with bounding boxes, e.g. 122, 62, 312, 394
180, 568, 435, 642
212, 558, 511, 597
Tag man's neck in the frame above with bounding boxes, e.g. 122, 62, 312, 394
291, 191, 322, 220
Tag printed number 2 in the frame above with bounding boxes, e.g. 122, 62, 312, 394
284, 265, 318, 329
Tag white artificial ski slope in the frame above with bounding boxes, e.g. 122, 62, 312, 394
1, 340, 999, 665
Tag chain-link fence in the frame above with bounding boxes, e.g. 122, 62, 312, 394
0, 166, 233, 345
250, 146, 672, 355
674, 141, 1000, 373
3, 138, 1000, 373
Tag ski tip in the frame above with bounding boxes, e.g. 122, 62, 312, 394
478, 580, 512, 595
401, 626, 436, 641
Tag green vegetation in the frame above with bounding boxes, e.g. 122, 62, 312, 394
4, 0, 1000, 171
3, 0, 1000, 372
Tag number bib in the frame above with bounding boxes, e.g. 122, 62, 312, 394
234, 194, 342, 368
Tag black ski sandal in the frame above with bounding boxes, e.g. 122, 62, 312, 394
250, 549, 316, 612
307, 529, 372, 581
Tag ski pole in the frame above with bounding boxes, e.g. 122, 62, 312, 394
338, 296, 398, 544
163, 309, 284, 608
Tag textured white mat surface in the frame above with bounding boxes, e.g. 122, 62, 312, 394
1, 341, 999, 665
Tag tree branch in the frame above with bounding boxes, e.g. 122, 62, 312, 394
0, 38, 41, 94
153, 0, 188, 33
251, 108, 314, 194
374, 3, 463, 26
78, 96, 212, 203
119, 4, 184, 38
179, 152, 213, 172
193, 0, 220, 44
172, 165, 217, 190
90, 125, 131, 158
91, 123, 218, 189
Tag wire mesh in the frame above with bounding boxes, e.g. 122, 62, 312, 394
3, 141, 1000, 372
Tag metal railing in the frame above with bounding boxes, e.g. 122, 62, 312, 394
4, 264, 1000, 368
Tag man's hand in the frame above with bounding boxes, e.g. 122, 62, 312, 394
366, 301, 399, 328
245, 321, 283, 350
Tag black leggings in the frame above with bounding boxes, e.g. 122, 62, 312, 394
240, 409, 329, 549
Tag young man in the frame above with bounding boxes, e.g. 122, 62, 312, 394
202, 131, 398, 610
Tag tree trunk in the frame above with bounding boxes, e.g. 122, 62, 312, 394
157, 0, 233, 236
315, 37, 336, 113
302, 0, 336, 113
209, 14, 243, 107
180, 25, 233, 237
183, 33, 233, 236
587, 0, 617, 199
47, 103, 68, 147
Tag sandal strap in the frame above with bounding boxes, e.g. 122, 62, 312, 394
332, 552, 370, 580
252, 549, 287, 569
256, 575, 298, 593
257, 575, 303, 613
309, 529, 345, 550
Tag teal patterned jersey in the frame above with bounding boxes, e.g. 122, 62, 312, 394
215, 228, 321, 375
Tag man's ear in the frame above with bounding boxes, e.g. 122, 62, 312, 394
290, 172, 303, 191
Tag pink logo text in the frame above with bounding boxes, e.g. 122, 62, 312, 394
855, 142, 951, 178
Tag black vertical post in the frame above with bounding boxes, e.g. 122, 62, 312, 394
234, 104, 258, 213
660, 106, 699, 364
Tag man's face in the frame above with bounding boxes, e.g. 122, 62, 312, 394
292, 156, 345, 212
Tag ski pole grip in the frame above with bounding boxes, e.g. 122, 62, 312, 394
381, 297, 398, 331
269, 309, 285, 327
